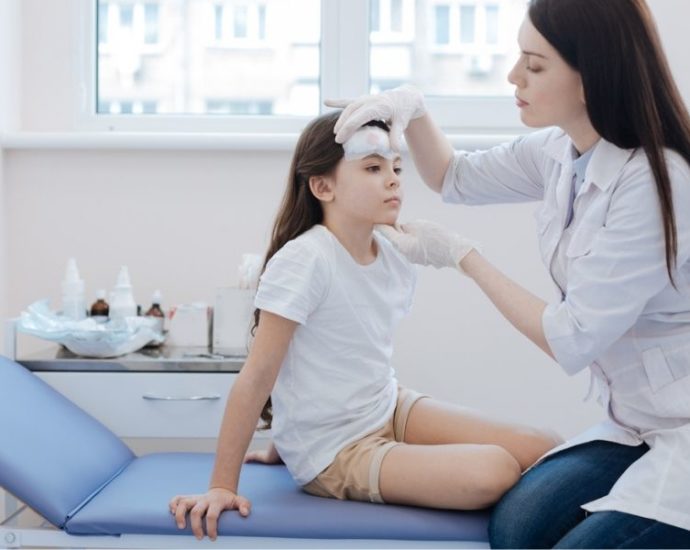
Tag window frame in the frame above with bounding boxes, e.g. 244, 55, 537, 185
79, 0, 522, 135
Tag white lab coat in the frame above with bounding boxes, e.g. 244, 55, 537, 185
441, 127, 690, 531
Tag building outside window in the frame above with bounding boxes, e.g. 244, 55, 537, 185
95, 0, 526, 125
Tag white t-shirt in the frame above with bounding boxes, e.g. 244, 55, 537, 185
254, 224, 416, 485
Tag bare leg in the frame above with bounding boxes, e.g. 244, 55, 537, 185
403, 398, 562, 470
378, 443, 521, 509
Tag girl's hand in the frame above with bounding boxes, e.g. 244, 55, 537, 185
169, 487, 251, 541
376, 220, 481, 272
244, 443, 283, 465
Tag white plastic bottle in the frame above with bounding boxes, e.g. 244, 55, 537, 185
109, 266, 138, 320
61, 258, 87, 320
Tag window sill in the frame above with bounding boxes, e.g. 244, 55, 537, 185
0, 131, 518, 152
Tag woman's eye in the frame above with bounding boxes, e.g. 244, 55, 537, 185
526, 65, 542, 73
394, 167, 403, 175
366, 165, 381, 173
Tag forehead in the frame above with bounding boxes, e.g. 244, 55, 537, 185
517, 17, 552, 57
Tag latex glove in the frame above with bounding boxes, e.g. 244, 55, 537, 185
325, 85, 426, 150
376, 220, 480, 272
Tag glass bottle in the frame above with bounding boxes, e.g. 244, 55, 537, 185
145, 290, 165, 332
89, 289, 110, 321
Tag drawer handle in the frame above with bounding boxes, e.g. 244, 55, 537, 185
142, 393, 221, 401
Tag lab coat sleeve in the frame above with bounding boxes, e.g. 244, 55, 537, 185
441, 127, 560, 205
543, 153, 690, 375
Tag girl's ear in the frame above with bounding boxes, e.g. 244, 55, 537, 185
309, 175, 335, 202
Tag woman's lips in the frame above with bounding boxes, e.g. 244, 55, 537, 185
516, 97, 529, 108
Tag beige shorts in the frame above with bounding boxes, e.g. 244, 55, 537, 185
302, 386, 427, 504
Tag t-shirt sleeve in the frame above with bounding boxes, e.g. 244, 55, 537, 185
254, 239, 331, 324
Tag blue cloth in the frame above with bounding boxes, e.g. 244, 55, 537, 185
489, 440, 690, 548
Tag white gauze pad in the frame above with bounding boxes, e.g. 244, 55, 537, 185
342, 125, 396, 161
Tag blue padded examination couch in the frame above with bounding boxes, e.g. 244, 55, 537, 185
0, 356, 490, 545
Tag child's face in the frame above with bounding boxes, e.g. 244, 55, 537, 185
330, 153, 403, 227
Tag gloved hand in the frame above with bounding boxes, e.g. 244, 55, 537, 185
325, 85, 426, 150
376, 220, 480, 272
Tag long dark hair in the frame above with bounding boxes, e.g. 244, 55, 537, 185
252, 112, 390, 428
529, 0, 690, 284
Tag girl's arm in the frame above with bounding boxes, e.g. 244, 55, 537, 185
169, 311, 297, 540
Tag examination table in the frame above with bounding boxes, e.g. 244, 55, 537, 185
0, 356, 490, 548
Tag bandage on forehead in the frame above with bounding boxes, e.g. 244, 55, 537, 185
342, 125, 396, 161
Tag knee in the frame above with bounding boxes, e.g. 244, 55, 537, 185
488, 471, 547, 549
488, 483, 529, 548
516, 427, 563, 471
472, 446, 521, 508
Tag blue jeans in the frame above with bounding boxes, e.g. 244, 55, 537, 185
489, 440, 690, 548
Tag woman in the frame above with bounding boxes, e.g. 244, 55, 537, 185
328, 0, 690, 548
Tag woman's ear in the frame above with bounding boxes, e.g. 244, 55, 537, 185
309, 175, 335, 202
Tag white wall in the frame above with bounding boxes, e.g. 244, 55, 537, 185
0, 0, 21, 522
650, 0, 690, 108
2, 0, 689, 442
0, 0, 21, 356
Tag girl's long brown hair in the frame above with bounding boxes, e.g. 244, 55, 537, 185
253, 113, 391, 428
529, 0, 690, 285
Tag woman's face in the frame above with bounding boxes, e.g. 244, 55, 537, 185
508, 17, 589, 133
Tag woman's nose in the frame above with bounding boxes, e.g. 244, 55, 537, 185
507, 57, 523, 87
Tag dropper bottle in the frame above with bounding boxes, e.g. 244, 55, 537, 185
109, 266, 138, 320
61, 258, 86, 320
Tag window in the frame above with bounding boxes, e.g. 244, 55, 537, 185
90, 0, 526, 132
459, 6, 475, 44
97, 0, 320, 119
143, 3, 159, 44
486, 4, 499, 44
370, 0, 415, 42
212, 2, 269, 44
369, 0, 526, 103
435, 5, 450, 45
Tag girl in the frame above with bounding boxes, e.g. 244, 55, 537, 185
329, 0, 690, 548
169, 111, 560, 541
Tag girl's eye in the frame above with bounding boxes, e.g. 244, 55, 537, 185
526, 65, 542, 73
366, 165, 381, 173
394, 167, 402, 175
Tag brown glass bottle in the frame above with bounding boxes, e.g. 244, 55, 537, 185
90, 289, 110, 319
145, 290, 165, 332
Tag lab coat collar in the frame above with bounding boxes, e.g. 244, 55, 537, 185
542, 129, 572, 164
542, 130, 636, 193
587, 138, 636, 193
